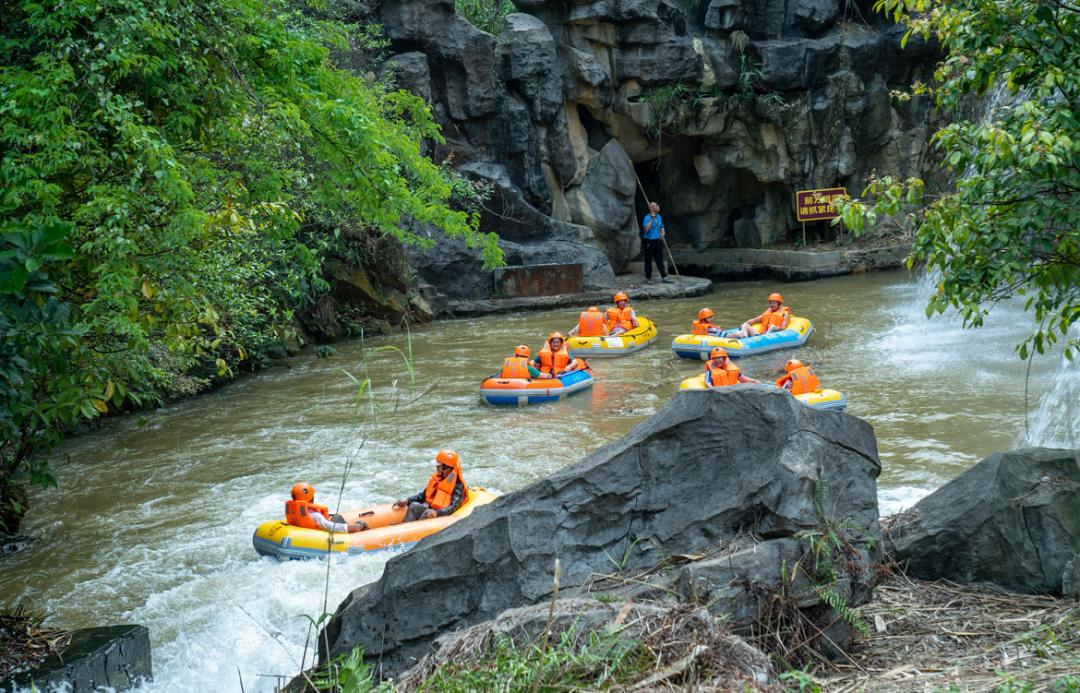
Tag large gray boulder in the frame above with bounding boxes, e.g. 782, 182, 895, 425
496, 14, 562, 123
886, 448, 1080, 596
564, 139, 640, 272
318, 387, 882, 679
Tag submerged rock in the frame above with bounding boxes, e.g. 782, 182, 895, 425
318, 386, 881, 679
885, 448, 1080, 596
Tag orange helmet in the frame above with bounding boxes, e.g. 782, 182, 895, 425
768, 292, 783, 303
613, 291, 629, 302
548, 331, 564, 341
710, 347, 728, 360
587, 306, 599, 312
784, 359, 804, 372
514, 345, 530, 358
291, 482, 314, 502
697, 308, 714, 320
435, 449, 460, 469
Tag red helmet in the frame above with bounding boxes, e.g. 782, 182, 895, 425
435, 449, 460, 469
698, 308, 714, 320
768, 292, 783, 303
291, 482, 314, 502
784, 359, 804, 372
548, 331, 564, 341
514, 344, 530, 358
710, 347, 728, 360
613, 291, 629, 302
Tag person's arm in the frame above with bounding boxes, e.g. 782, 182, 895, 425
659, 216, 666, 239
434, 482, 466, 517
779, 310, 791, 330
642, 215, 653, 233
528, 364, 542, 378
739, 374, 761, 384
629, 308, 639, 328
405, 489, 425, 505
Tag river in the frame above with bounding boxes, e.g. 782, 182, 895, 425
1, 269, 1074, 691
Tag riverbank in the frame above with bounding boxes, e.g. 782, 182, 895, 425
441, 272, 712, 317
341, 570, 1078, 692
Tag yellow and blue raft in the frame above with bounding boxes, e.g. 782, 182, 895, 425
678, 374, 846, 411
566, 317, 658, 358
671, 316, 813, 360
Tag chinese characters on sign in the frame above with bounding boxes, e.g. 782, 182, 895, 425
795, 188, 846, 222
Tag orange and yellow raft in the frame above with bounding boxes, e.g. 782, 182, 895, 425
252, 487, 497, 560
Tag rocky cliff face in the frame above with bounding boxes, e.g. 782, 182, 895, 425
339, 0, 938, 301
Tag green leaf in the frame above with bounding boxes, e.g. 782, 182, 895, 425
0, 265, 28, 293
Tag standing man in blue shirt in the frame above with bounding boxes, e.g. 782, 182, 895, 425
641, 202, 673, 284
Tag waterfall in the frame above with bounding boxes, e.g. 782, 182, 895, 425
1016, 328, 1080, 449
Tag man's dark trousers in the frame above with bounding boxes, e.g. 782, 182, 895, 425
643, 238, 667, 279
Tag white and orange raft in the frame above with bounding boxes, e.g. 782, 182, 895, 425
252, 488, 497, 560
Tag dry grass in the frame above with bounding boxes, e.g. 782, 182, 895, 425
816, 571, 1080, 692
0, 602, 71, 679
401, 599, 775, 692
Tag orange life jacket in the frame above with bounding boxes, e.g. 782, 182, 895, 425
578, 309, 607, 337
539, 343, 572, 375
424, 469, 464, 510
787, 366, 820, 395
706, 359, 741, 387
500, 357, 532, 379
691, 319, 715, 336
612, 306, 635, 331
285, 500, 330, 530
760, 307, 790, 331
604, 307, 622, 331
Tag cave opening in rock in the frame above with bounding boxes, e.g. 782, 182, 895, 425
631, 157, 664, 261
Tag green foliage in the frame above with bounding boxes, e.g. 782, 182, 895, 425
416, 629, 650, 691
737, 53, 762, 102
309, 646, 393, 693
0, 0, 502, 524
794, 477, 873, 638
837, 0, 1080, 360
455, 0, 517, 35
779, 668, 823, 693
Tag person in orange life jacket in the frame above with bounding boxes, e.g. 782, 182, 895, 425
774, 359, 820, 395
607, 292, 638, 335
532, 332, 582, 376
393, 450, 468, 522
729, 292, 790, 338
568, 306, 609, 337
285, 483, 368, 533
704, 348, 760, 387
500, 345, 546, 379
691, 308, 723, 336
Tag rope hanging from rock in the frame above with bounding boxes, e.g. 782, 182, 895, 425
631, 167, 681, 277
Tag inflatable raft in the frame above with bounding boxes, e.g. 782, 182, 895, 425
479, 367, 593, 406
678, 374, 846, 411
670, 316, 813, 360
252, 487, 497, 560
566, 317, 658, 358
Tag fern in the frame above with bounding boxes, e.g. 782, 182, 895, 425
816, 587, 870, 636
